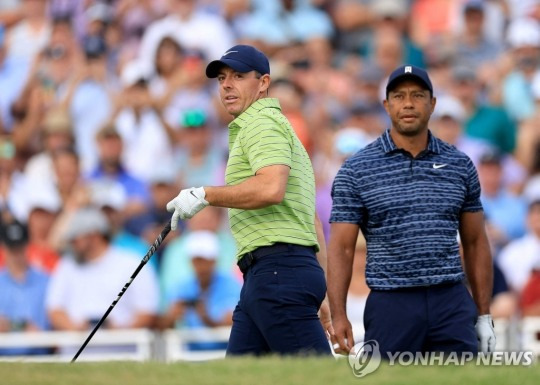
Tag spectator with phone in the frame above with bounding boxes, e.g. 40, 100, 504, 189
65, 34, 113, 173
0, 24, 32, 132
160, 230, 240, 350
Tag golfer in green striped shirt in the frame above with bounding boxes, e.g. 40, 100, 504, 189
167, 45, 332, 355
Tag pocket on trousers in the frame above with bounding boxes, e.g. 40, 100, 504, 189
251, 261, 278, 276
459, 284, 478, 322
277, 267, 326, 308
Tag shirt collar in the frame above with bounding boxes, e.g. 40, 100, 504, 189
379, 129, 441, 155
228, 98, 281, 130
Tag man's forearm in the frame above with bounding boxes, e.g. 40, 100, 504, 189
204, 166, 289, 209
48, 309, 83, 331
327, 245, 354, 319
128, 313, 156, 329
463, 241, 493, 315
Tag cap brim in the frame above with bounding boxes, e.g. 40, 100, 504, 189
205, 59, 254, 78
386, 75, 432, 94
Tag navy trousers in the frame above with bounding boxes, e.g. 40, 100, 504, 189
226, 244, 331, 356
363, 281, 478, 357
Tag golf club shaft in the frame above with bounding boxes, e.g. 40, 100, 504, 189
71, 220, 172, 363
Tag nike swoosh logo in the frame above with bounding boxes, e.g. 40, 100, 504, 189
433, 164, 447, 169
190, 191, 198, 199
223, 50, 238, 56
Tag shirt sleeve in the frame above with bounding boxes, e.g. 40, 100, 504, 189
44, 261, 71, 311
330, 158, 365, 225
461, 157, 483, 213
241, 116, 292, 173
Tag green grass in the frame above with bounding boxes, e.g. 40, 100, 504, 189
0, 358, 538, 385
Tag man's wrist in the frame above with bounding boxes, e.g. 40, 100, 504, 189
201, 186, 212, 205
329, 309, 348, 321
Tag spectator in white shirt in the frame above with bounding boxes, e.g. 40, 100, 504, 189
113, 60, 176, 183
45, 207, 159, 330
498, 199, 540, 294
138, 0, 234, 73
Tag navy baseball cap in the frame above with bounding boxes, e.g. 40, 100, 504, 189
464, 0, 484, 12
83, 35, 107, 59
0, 220, 28, 248
205, 45, 270, 78
386, 65, 433, 96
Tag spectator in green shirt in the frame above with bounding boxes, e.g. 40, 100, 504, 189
451, 65, 517, 154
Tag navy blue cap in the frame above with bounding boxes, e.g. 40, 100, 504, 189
0, 220, 28, 248
205, 45, 270, 78
464, 0, 484, 12
386, 65, 433, 96
479, 148, 503, 165
83, 35, 107, 59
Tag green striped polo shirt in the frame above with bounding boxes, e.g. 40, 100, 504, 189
225, 98, 319, 259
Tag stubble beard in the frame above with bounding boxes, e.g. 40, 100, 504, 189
393, 119, 428, 137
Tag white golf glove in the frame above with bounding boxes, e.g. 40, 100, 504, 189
166, 187, 209, 230
475, 314, 496, 354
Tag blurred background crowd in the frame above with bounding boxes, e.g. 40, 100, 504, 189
2, 0, 540, 355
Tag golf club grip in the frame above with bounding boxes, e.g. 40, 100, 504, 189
71, 220, 172, 363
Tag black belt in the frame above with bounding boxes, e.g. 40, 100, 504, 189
237, 242, 315, 274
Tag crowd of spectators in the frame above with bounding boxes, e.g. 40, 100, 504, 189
2, 0, 540, 354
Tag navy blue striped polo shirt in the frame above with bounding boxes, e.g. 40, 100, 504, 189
330, 129, 483, 290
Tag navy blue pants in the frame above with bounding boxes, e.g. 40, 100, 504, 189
226, 245, 331, 356
364, 282, 478, 357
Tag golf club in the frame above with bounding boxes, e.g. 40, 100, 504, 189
71, 220, 172, 363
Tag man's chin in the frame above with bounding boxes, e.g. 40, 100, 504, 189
228, 109, 241, 118
395, 124, 425, 137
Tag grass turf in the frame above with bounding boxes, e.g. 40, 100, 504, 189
0, 357, 538, 385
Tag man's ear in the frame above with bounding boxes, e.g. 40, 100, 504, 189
260, 74, 271, 94
382, 98, 390, 115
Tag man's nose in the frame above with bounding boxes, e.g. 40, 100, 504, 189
403, 95, 414, 107
221, 76, 232, 88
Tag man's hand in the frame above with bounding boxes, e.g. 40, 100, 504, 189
475, 314, 496, 354
166, 187, 209, 230
318, 298, 333, 339
330, 314, 354, 355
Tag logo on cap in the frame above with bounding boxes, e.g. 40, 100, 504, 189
223, 50, 238, 56
405, 66, 412, 73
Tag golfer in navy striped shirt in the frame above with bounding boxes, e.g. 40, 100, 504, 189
327, 65, 496, 357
